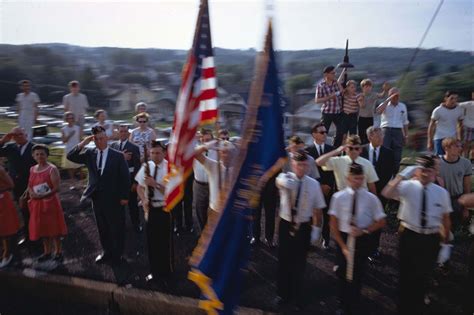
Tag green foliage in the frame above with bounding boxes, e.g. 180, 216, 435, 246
424, 65, 474, 109
397, 71, 419, 103
285, 74, 313, 96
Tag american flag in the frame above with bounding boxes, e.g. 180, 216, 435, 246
165, 0, 217, 212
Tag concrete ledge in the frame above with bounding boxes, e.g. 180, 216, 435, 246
0, 269, 115, 307
0, 269, 274, 315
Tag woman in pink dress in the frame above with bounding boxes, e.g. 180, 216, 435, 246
28, 144, 67, 262
0, 165, 19, 268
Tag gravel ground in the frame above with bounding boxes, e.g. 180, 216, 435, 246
1, 178, 472, 315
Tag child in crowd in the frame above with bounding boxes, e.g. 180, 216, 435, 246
61, 112, 83, 187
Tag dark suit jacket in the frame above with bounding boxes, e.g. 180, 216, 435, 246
110, 140, 141, 183
306, 142, 335, 189
361, 145, 395, 195
0, 141, 36, 197
67, 145, 131, 202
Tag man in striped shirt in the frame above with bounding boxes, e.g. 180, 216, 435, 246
315, 65, 346, 148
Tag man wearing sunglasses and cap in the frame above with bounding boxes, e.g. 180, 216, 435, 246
316, 135, 378, 195
382, 155, 452, 314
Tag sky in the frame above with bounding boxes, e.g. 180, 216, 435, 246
0, 0, 472, 52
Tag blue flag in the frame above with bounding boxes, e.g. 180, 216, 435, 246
188, 20, 287, 315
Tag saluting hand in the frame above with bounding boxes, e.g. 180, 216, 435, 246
123, 150, 132, 161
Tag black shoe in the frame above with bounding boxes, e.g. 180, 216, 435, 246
135, 224, 143, 233
17, 237, 27, 246
250, 237, 258, 245
145, 273, 156, 283
322, 239, 330, 250
274, 296, 289, 307
53, 253, 64, 262
95, 253, 110, 264
37, 253, 52, 262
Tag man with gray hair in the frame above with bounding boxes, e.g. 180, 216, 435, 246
0, 127, 37, 243
361, 126, 395, 260
376, 87, 409, 173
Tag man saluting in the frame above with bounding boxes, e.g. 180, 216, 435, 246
67, 126, 130, 265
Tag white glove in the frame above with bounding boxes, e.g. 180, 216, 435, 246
398, 166, 420, 179
204, 140, 218, 151
311, 225, 322, 244
276, 173, 298, 190
437, 243, 453, 264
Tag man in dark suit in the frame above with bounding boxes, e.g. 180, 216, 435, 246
111, 125, 142, 233
67, 126, 131, 264
306, 122, 336, 249
0, 127, 37, 242
361, 126, 395, 260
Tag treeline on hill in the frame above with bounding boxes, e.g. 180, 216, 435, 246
0, 43, 472, 112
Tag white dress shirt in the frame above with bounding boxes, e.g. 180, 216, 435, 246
96, 147, 109, 176
368, 144, 380, 164
276, 172, 326, 223
328, 187, 386, 233
393, 180, 452, 231
313, 141, 326, 156
193, 149, 218, 183
201, 156, 234, 212
322, 155, 379, 191
135, 159, 168, 204
118, 139, 128, 151
380, 101, 409, 128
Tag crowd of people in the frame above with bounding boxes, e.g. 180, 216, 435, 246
0, 71, 473, 314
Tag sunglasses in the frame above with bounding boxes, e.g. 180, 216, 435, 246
347, 146, 361, 151
221, 137, 230, 141
138, 120, 147, 123
317, 131, 327, 134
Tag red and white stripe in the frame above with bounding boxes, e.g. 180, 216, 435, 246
199, 56, 218, 124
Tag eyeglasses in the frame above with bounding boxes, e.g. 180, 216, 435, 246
221, 137, 230, 141
138, 120, 147, 123
348, 146, 361, 151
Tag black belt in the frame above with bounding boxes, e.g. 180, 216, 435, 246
195, 179, 209, 186
382, 127, 402, 130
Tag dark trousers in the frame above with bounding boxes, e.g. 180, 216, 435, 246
322, 193, 332, 244
322, 112, 344, 148
398, 228, 440, 315
383, 127, 404, 174
128, 189, 140, 228
336, 233, 372, 314
147, 206, 174, 277
253, 178, 277, 242
91, 194, 125, 259
277, 219, 311, 302
358, 117, 373, 144
340, 113, 358, 137
175, 175, 194, 231
193, 180, 210, 232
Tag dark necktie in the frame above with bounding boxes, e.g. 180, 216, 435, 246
292, 180, 303, 218
98, 150, 103, 175
421, 187, 427, 228
372, 148, 377, 165
150, 162, 158, 197
351, 190, 358, 226
119, 141, 124, 151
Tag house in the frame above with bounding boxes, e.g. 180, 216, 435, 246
105, 84, 157, 113
217, 93, 247, 132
